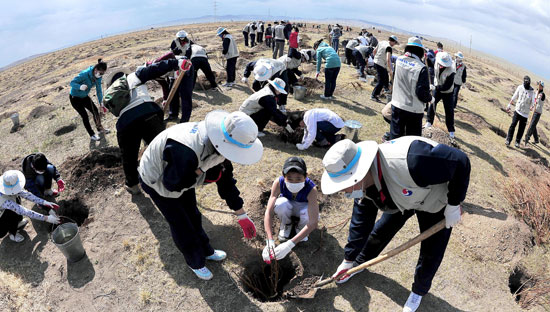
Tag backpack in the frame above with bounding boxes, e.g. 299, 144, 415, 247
103, 75, 131, 117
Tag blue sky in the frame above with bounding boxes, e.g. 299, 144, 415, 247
1, 0, 549, 79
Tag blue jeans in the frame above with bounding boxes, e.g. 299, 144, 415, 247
316, 121, 341, 143
331, 38, 340, 53
25, 164, 55, 197
324, 67, 340, 97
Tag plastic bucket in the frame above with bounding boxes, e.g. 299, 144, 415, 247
344, 120, 362, 142
51, 217, 86, 263
294, 86, 307, 100
10, 113, 19, 127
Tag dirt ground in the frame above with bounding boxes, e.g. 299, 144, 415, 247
1, 21, 550, 312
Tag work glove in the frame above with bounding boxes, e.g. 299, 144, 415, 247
332, 259, 354, 279
241, 77, 248, 83
273, 240, 295, 260
262, 239, 276, 263
285, 124, 295, 133
296, 143, 306, 150
429, 84, 435, 91
100, 105, 108, 114
444, 204, 462, 228
45, 215, 60, 225
237, 213, 256, 238
79, 84, 88, 91
43, 201, 59, 211
56, 179, 65, 193
199, 154, 226, 173
178, 58, 192, 71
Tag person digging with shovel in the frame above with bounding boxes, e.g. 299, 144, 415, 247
321, 136, 470, 312
138, 110, 262, 280
0, 170, 60, 243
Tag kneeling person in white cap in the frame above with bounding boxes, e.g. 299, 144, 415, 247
0, 170, 60, 243
262, 157, 319, 263
239, 78, 293, 137
425, 52, 457, 138
321, 137, 470, 312
138, 111, 262, 280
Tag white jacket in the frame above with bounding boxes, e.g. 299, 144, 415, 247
508, 85, 536, 118
301, 109, 344, 149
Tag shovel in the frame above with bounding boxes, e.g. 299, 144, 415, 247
313, 218, 447, 289
163, 65, 191, 115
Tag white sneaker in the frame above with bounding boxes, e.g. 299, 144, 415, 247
190, 266, 213, 280
320, 95, 332, 100
278, 223, 292, 242
90, 134, 100, 141
222, 82, 232, 87
257, 131, 266, 137
9, 232, 25, 243
423, 122, 432, 129
100, 128, 111, 134
449, 132, 455, 139
403, 292, 423, 312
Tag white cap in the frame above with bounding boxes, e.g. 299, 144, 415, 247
436, 52, 453, 67
205, 111, 263, 165
253, 63, 273, 81
176, 30, 188, 39
321, 140, 378, 194
455, 51, 464, 59
268, 78, 287, 94
0, 170, 25, 195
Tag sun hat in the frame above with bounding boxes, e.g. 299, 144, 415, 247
268, 78, 287, 94
205, 110, 263, 165
0, 170, 25, 195
455, 51, 464, 59
253, 63, 273, 81
283, 157, 307, 175
389, 35, 399, 44
176, 30, 188, 39
104, 67, 132, 87
321, 139, 378, 194
406, 37, 423, 48
216, 27, 226, 36
436, 52, 453, 67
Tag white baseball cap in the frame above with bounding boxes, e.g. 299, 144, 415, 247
436, 52, 453, 67
321, 140, 379, 194
253, 63, 273, 81
0, 170, 25, 195
206, 110, 263, 165
268, 78, 287, 94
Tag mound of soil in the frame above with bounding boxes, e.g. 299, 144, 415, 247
272, 124, 304, 144
522, 148, 549, 168
487, 98, 502, 108
27, 105, 56, 120
422, 127, 455, 146
455, 111, 490, 129
284, 275, 321, 298
490, 125, 507, 138
295, 77, 323, 96
240, 51, 257, 60
60, 147, 124, 192
464, 82, 478, 93
54, 124, 77, 136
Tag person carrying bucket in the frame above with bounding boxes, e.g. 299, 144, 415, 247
320, 137, 470, 312
138, 111, 262, 280
0, 170, 60, 243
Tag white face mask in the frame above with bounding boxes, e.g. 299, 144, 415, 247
344, 181, 364, 199
95, 72, 102, 79
286, 181, 305, 193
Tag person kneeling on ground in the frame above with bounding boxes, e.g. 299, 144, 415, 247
506, 75, 536, 148
22, 153, 65, 198
321, 137, 470, 312
102, 59, 192, 194
0, 170, 60, 243
262, 157, 319, 263
239, 78, 293, 137
138, 111, 261, 280
287, 108, 345, 150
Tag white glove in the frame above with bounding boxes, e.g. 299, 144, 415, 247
241, 77, 248, 83
285, 124, 295, 133
199, 154, 225, 173
296, 143, 306, 150
429, 84, 435, 91
444, 204, 461, 228
262, 239, 276, 263
273, 240, 295, 260
80, 84, 88, 91
45, 215, 60, 225
332, 259, 353, 278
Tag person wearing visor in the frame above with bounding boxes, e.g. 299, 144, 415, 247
425, 52, 457, 139
239, 78, 293, 137
321, 137, 470, 312
262, 157, 319, 263
138, 110, 262, 280
22, 153, 65, 198
506, 75, 536, 148
1, 170, 60, 243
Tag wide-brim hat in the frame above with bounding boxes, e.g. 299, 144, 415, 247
321, 140, 378, 194
406, 37, 423, 49
0, 170, 25, 195
216, 27, 226, 36
104, 67, 132, 88
454, 51, 464, 59
268, 78, 287, 94
206, 110, 263, 165
436, 52, 453, 67
254, 63, 273, 81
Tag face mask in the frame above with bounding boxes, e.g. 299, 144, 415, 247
344, 181, 364, 199
286, 181, 305, 193
95, 72, 102, 79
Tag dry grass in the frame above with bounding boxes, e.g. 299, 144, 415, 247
0, 272, 31, 312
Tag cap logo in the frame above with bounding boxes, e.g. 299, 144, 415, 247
328, 147, 362, 178
221, 117, 253, 149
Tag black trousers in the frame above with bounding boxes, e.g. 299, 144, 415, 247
0, 208, 23, 237
506, 111, 528, 144
250, 34, 256, 47
168, 65, 195, 123
372, 64, 389, 97
242, 31, 249, 46
525, 112, 541, 143
250, 108, 274, 132
117, 113, 165, 187
353, 50, 366, 78
140, 182, 214, 269
390, 105, 423, 139
69, 95, 101, 136
452, 85, 461, 109
427, 91, 455, 132
345, 48, 356, 66
192, 57, 217, 88
324, 67, 340, 97
226, 57, 238, 83
265, 37, 272, 48
257, 32, 263, 43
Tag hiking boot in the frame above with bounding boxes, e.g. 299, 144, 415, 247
278, 223, 292, 242
190, 266, 213, 280
90, 134, 100, 141
44, 189, 59, 197
505, 140, 510, 146
403, 292, 423, 312
206, 250, 227, 261
17, 219, 28, 230
515, 142, 520, 148
125, 184, 142, 195
9, 232, 25, 243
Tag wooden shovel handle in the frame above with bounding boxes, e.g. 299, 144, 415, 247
315, 219, 446, 288
163, 68, 188, 115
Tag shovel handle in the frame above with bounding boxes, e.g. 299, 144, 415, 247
315, 219, 446, 288
163, 68, 188, 115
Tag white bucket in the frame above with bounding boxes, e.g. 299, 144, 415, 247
344, 120, 362, 142
294, 86, 307, 100
10, 113, 19, 127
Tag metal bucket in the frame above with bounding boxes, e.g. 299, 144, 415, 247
51, 218, 86, 263
294, 86, 307, 100
344, 120, 362, 142
10, 113, 19, 127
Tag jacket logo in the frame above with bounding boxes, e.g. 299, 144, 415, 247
402, 188, 413, 196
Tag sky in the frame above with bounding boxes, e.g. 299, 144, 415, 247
1, 0, 549, 79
